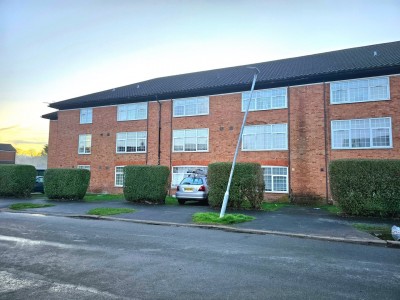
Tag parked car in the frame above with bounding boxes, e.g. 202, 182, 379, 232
176, 175, 208, 205
33, 176, 44, 193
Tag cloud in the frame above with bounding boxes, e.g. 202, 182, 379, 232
11, 139, 46, 145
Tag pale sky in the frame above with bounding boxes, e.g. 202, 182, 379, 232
0, 0, 399, 153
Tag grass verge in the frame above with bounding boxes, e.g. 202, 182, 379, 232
262, 202, 289, 212
165, 196, 178, 205
318, 205, 342, 214
83, 194, 125, 202
193, 212, 255, 225
352, 223, 393, 241
87, 207, 135, 216
9, 203, 55, 210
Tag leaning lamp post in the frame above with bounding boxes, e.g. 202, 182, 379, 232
219, 67, 260, 218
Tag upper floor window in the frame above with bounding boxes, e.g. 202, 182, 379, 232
173, 96, 209, 117
80, 108, 92, 124
242, 124, 288, 151
330, 76, 389, 104
78, 134, 91, 154
263, 166, 288, 193
117, 103, 147, 121
242, 87, 287, 111
173, 128, 209, 152
116, 132, 147, 153
331, 117, 392, 149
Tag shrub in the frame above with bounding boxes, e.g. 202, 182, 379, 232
44, 168, 90, 200
329, 159, 400, 217
0, 165, 36, 197
124, 165, 170, 204
208, 162, 264, 209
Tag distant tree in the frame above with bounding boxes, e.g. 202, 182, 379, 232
41, 144, 48, 156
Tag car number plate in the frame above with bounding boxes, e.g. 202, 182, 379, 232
185, 188, 194, 192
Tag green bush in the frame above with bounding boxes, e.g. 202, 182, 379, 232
44, 168, 90, 200
208, 162, 264, 209
0, 165, 36, 197
124, 165, 170, 204
329, 159, 400, 217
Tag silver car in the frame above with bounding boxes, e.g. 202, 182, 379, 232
176, 175, 208, 205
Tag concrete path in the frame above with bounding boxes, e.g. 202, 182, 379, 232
1, 196, 398, 246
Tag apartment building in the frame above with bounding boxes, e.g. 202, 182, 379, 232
43, 41, 400, 201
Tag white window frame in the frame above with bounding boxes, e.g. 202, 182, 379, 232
171, 165, 208, 187
77, 165, 91, 171
331, 117, 392, 149
117, 103, 147, 121
172, 128, 209, 152
115, 166, 125, 187
116, 132, 147, 153
78, 134, 91, 154
80, 108, 93, 124
262, 166, 289, 193
330, 76, 390, 104
242, 124, 288, 151
173, 96, 209, 117
242, 87, 287, 112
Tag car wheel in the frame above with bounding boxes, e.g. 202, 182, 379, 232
178, 199, 185, 205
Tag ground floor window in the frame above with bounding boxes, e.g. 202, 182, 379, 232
115, 166, 125, 187
262, 166, 288, 193
171, 165, 208, 187
77, 165, 90, 171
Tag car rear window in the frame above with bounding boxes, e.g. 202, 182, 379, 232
180, 177, 204, 185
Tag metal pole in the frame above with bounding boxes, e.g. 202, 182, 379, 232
219, 67, 260, 218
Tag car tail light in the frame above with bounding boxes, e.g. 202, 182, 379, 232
198, 185, 206, 192
176, 186, 180, 191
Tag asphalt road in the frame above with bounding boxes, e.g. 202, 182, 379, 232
0, 212, 399, 300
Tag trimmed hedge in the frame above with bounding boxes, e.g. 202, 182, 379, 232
44, 168, 90, 200
208, 162, 264, 209
0, 165, 36, 197
329, 159, 400, 217
124, 165, 170, 204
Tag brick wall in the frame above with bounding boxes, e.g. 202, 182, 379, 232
47, 75, 400, 200
0, 151, 16, 164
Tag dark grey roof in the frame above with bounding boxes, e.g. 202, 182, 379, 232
45, 41, 400, 115
0, 144, 16, 152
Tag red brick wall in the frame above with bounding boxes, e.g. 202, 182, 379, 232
0, 151, 16, 163
47, 75, 400, 199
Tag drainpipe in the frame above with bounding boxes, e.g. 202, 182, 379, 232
323, 82, 329, 203
156, 96, 161, 165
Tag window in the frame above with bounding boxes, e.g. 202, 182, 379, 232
78, 134, 91, 154
173, 96, 209, 117
331, 117, 392, 149
77, 165, 90, 171
242, 87, 287, 111
172, 166, 208, 187
117, 103, 147, 121
330, 76, 389, 104
262, 167, 288, 193
115, 166, 125, 187
116, 132, 147, 153
173, 129, 209, 152
242, 124, 288, 151
80, 108, 92, 124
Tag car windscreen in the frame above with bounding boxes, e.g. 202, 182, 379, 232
180, 177, 204, 185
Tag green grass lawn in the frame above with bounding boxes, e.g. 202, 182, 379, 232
87, 207, 135, 216
83, 194, 125, 202
165, 196, 178, 205
193, 212, 255, 225
9, 203, 55, 210
317, 205, 342, 214
352, 223, 393, 240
